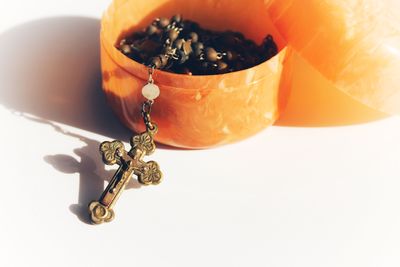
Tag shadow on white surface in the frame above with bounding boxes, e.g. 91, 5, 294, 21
22, 115, 141, 224
0, 16, 132, 140
0, 17, 141, 223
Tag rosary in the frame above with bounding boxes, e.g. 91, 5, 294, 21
89, 15, 277, 224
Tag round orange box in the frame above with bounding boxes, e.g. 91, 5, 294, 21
100, 0, 293, 148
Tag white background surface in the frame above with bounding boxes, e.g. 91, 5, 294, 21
1, 1, 400, 266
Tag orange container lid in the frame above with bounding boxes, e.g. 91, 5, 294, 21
267, 0, 400, 115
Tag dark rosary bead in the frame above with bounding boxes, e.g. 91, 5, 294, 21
192, 42, 204, 50
158, 17, 170, 28
225, 50, 237, 62
261, 35, 278, 60
217, 61, 228, 71
172, 14, 182, 24
182, 41, 193, 55
119, 39, 127, 46
159, 54, 169, 67
149, 56, 162, 68
138, 39, 162, 54
265, 34, 273, 42
168, 29, 179, 42
120, 44, 131, 54
177, 50, 189, 64
194, 47, 203, 58
173, 38, 185, 50
192, 42, 204, 57
188, 32, 199, 43
205, 47, 220, 62
146, 25, 158, 35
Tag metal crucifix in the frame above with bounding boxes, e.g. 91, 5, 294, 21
89, 101, 162, 224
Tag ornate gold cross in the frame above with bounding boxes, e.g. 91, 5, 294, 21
89, 114, 162, 224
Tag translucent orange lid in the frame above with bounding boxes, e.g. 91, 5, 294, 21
267, 0, 400, 115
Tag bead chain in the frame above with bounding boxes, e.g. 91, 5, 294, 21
119, 14, 278, 75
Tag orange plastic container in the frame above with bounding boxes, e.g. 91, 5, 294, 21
101, 0, 400, 149
100, 0, 293, 148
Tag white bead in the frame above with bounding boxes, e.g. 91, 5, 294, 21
142, 83, 160, 100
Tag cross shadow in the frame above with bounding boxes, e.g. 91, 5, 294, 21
22, 114, 141, 224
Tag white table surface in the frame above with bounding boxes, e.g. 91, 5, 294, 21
1, 1, 400, 266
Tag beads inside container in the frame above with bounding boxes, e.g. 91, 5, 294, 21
117, 14, 278, 75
